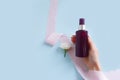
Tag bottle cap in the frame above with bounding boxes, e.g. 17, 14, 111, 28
79, 18, 85, 25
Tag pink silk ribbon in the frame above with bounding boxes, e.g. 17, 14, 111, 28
45, 0, 120, 80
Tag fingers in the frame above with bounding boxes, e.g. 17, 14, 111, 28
71, 35, 97, 51
88, 36, 96, 50
71, 35, 76, 44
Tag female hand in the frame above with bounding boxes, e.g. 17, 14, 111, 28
71, 35, 101, 71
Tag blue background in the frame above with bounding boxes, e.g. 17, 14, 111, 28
0, 0, 120, 80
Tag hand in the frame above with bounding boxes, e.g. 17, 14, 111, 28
71, 35, 101, 71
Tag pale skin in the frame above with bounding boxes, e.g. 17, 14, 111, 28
71, 35, 101, 71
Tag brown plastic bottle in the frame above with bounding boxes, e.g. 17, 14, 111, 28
75, 18, 89, 57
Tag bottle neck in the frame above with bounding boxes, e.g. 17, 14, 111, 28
79, 25, 86, 30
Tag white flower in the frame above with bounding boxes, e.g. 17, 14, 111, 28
60, 42, 72, 57
60, 42, 71, 49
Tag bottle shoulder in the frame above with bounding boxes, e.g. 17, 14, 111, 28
76, 30, 88, 33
